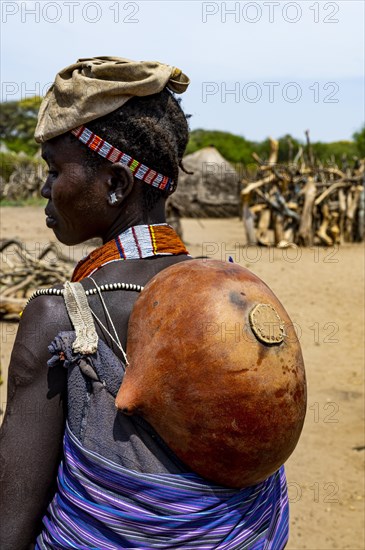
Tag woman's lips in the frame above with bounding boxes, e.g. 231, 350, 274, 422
46, 215, 57, 228
45, 206, 57, 228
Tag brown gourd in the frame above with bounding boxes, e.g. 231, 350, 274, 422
116, 259, 306, 488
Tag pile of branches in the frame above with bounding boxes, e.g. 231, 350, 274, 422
0, 155, 46, 201
0, 240, 74, 321
241, 135, 364, 247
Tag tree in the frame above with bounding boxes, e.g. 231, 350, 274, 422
311, 140, 358, 165
353, 125, 365, 157
0, 96, 42, 155
186, 129, 256, 165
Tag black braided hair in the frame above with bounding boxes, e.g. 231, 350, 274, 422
71, 89, 189, 211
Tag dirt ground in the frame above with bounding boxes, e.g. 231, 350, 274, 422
1, 206, 364, 550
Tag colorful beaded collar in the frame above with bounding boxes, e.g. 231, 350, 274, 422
22, 224, 188, 314
72, 223, 189, 282
71, 126, 174, 192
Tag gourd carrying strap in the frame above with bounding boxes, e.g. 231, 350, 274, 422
63, 281, 98, 354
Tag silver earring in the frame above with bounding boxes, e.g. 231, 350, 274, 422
110, 192, 117, 204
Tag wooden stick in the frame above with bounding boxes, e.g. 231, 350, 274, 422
305, 130, 315, 167
345, 186, 363, 241
241, 197, 257, 245
298, 177, 317, 246
316, 204, 333, 246
268, 137, 279, 165
241, 173, 276, 196
314, 181, 350, 205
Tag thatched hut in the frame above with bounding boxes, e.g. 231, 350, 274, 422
169, 146, 240, 217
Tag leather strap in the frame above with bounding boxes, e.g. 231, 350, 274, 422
63, 281, 98, 354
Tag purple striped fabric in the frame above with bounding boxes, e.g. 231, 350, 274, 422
36, 424, 289, 549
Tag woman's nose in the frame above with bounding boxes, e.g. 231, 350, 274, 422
41, 179, 51, 199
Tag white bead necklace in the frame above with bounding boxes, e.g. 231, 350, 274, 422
25, 281, 144, 308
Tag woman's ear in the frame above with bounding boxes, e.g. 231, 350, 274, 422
106, 163, 134, 206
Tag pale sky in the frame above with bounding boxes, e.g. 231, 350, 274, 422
1, 0, 364, 142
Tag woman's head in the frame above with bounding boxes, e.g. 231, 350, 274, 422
41, 82, 189, 246
37, 56, 190, 245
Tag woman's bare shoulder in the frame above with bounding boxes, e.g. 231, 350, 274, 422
14, 288, 71, 370
5, 288, 70, 386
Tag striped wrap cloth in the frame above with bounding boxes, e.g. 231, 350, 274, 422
36, 424, 289, 549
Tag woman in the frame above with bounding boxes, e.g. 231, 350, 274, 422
0, 57, 289, 549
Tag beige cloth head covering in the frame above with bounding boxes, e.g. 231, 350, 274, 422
35, 56, 190, 143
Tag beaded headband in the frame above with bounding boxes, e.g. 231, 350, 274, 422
71, 125, 174, 192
